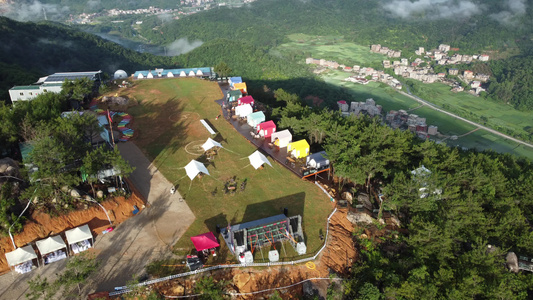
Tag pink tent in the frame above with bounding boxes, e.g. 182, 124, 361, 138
257, 120, 277, 138
238, 95, 254, 106
190, 232, 220, 251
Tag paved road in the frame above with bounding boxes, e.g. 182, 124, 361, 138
0, 142, 195, 299
401, 86, 533, 149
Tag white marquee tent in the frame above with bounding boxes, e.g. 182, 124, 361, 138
65, 225, 93, 254
36, 235, 68, 265
270, 129, 292, 148
5, 245, 38, 268
248, 150, 272, 169
201, 138, 223, 152
185, 160, 210, 180
235, 104, 253, 118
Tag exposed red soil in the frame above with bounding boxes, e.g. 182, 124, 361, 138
0, 181, 146, 274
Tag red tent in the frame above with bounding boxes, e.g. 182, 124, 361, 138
238, 95, 254, 106
257, 120, 277, 138
190, 232, 220, 251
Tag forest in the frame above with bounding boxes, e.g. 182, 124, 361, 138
271, 89, 533, 299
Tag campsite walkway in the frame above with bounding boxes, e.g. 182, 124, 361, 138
0, 142, 195, 299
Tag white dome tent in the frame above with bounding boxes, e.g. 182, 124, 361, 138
184, 160, 210, 180
113, 69, 128, 80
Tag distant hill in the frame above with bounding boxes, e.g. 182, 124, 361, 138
0, 16, 172, 102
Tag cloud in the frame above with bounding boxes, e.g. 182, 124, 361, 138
0, 0, 70, 22
382, 0, 482, 19
490, 0, 527, 25
165, 38, 203, 56
157, 13, 173, 23
87, 0, 101, 10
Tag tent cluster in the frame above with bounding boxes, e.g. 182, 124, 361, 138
5, 224, 93, 274
227, 76, 328, 170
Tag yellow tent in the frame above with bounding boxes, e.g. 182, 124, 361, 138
287, 139, 310, 159
233, 82, 247, 93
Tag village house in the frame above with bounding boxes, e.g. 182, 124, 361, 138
451, 85, 464, 92
463, 70, 474, 80
479, 54, 489, 61
448, 68, 459, 76
438, 44, 451, 52
401, 58, 409, 66
415, 47, 425, 55
383, 60, 391, 68
474, 73, 490, 82
471, 81, 481, 88
371, 44, 381, 52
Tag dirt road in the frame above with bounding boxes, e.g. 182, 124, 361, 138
0, 142, 195, 299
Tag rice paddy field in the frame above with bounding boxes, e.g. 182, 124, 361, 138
117, 78, 334, 262
321, 70, 533, 160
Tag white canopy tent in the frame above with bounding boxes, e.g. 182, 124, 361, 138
36, 235, 68, 265
248, 150, 272, 169
5, 245, 39, 273
201, 138, 223, 152
65, 225, 93, 254
185, 160, 210, 180
270, 129, 292, 148
235, 104, 253, 118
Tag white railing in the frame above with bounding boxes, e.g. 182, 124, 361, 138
109, 207, 338, 296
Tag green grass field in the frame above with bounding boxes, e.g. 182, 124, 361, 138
407, 81, 533, 139
271, 34, 386, 66
120, 78, 334, 262
321, 70, 533, 160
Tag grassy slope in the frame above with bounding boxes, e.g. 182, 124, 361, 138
120, 78, 333, 260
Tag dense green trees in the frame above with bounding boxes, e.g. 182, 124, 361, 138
271, 89, 533, 298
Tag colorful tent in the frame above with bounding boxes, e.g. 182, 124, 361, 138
227, 90, 242, 103
257, 120, 277, 138
229, 77, 242, 87
287, 139, 310, 159
306, 151, 330, 169
235, 104, 253, 118
237, 95, 254, 106
248, 150, 272, 169
190, 232, 220, 251
184, 160, 210, 180
247, 111, 266, 127
270, 129, 292, 148
201, 138, 223, 151
233, 82, 247, 93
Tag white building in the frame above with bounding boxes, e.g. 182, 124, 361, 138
9, 71, 102, 104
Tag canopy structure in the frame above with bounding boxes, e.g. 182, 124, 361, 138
287, 139, 310, 159
190, 232, 220, 251
185, 160, 210, 180
257, 120, 276, 138
36, 235, 67, 256
247, 111, 266, 127
233, 82, 247, 93
235, 104, 253, 118
237, 95, 254, 106
248, 150, 272, 169
201, 138, 223, 152
5, 245, 37, 267
271, 129, 292, 148
65, 225, 92, 245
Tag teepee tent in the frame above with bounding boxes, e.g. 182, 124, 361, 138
248, 151, 272, 169
185, 160, 210, 180
201, 138, 223, 152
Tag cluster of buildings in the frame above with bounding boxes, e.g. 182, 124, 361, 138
386, 110, 438, 138
337, 99, 383, 118
370, 44, 401, 58
107, 7, 178, 16
305, 58, 403, 90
